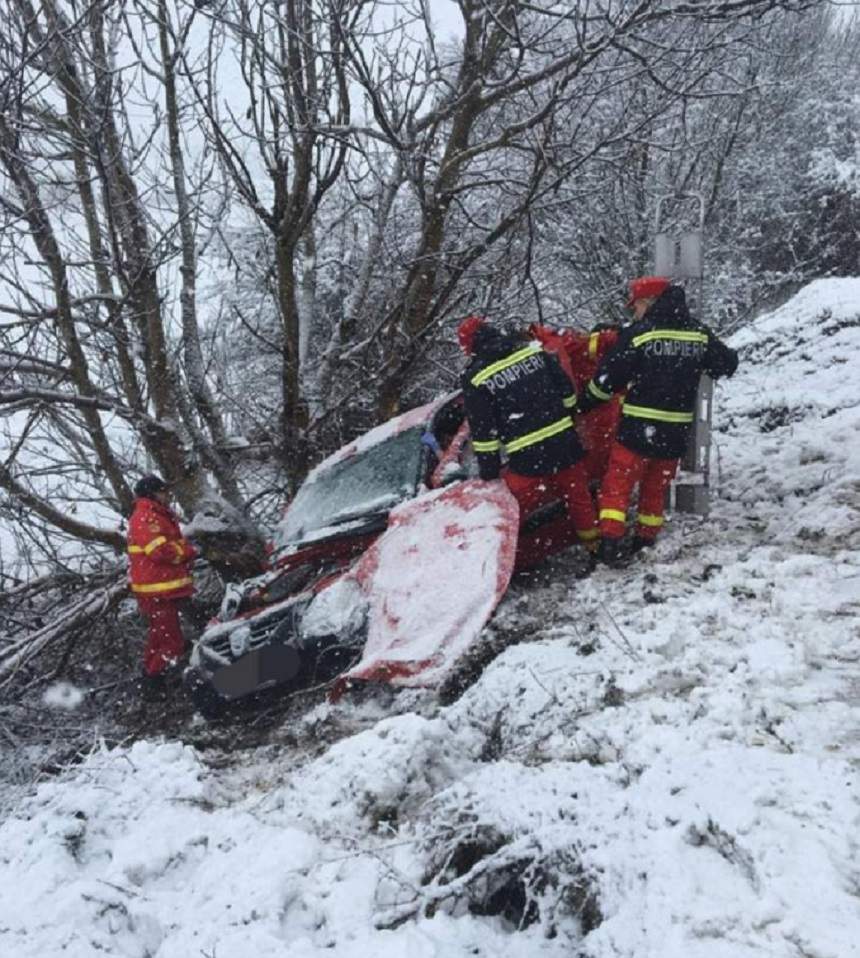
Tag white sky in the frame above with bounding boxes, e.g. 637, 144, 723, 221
428, 0, 466, 39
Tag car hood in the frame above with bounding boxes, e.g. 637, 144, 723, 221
330, 478, 519, 696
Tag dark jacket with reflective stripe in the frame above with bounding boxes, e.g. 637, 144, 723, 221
578, 286, 738, 459
461, 326, 585, 480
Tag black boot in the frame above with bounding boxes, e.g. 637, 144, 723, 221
574, 550, 598, 579
597, 536, 627, 566
630, 536, 656, 557
137, 672, 168, 703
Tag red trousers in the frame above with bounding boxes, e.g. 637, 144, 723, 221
141, 600, 188, 676
577, 400, 622, 485
598, 441, 679, 541
505, 462, 599, 549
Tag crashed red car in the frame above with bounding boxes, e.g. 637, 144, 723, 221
184, 393, 586, 717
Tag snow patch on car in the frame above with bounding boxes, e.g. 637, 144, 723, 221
337, 479, 519, 691
302, 576, 368, 639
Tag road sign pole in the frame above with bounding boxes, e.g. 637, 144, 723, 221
653, 194, 711, 517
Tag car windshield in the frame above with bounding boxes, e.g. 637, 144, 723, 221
274, 425, 426, 547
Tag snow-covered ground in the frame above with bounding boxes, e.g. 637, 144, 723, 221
2, 279, 859, 957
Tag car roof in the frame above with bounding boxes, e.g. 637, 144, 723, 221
303, 392, 457, 486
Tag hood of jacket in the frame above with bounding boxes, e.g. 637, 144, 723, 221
644, 285, 693, 328
470, 323, 522, 361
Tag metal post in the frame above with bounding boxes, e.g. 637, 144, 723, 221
653, 193, 711, 517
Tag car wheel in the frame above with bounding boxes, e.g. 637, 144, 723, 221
192, 686, 228, 721
184, 670, 228, 720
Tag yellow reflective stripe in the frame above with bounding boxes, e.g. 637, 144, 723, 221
588, 332, 599, 359
563, 394, 576, 409
588, 380, 612, 402
131, 577, 193, 594
600, 508, 626, 523
473, 438, 502, 453
631, 329, 709, 348
637, 514, 664, 527
504, 416, 572, 454
128, 536, 168, 556
577, 527, 600, 541
471, 345, 542, 387
622, 403, 693, 424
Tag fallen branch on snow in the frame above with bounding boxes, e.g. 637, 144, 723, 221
0, 574, 128, 688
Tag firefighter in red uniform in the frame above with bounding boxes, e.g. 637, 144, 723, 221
127, 474, 198, 691
578, 277, 738, 564
528, 321, 622, 485
458, 315, 599, 568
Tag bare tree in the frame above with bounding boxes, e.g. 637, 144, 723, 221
310, 0, 822, 419
184, 0, 354, 484
0, 0, 267, 584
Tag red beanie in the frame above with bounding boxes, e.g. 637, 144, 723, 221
457, 314, 485, 355
626, 276, 670, 308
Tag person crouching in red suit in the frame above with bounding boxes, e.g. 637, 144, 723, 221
127, 474, 197, 694
527, 321, 622, 486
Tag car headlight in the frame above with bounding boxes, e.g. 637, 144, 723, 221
301, 577, 367, 641
229, 625, 251, 658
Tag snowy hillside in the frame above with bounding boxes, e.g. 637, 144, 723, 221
2, 280, 860, 958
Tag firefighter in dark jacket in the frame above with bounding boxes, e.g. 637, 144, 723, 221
127, 474, 198, 690
458, 315, 599, 559
578, 277, 738, 563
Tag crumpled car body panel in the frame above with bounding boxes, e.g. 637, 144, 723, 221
330, 479, 519, 697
